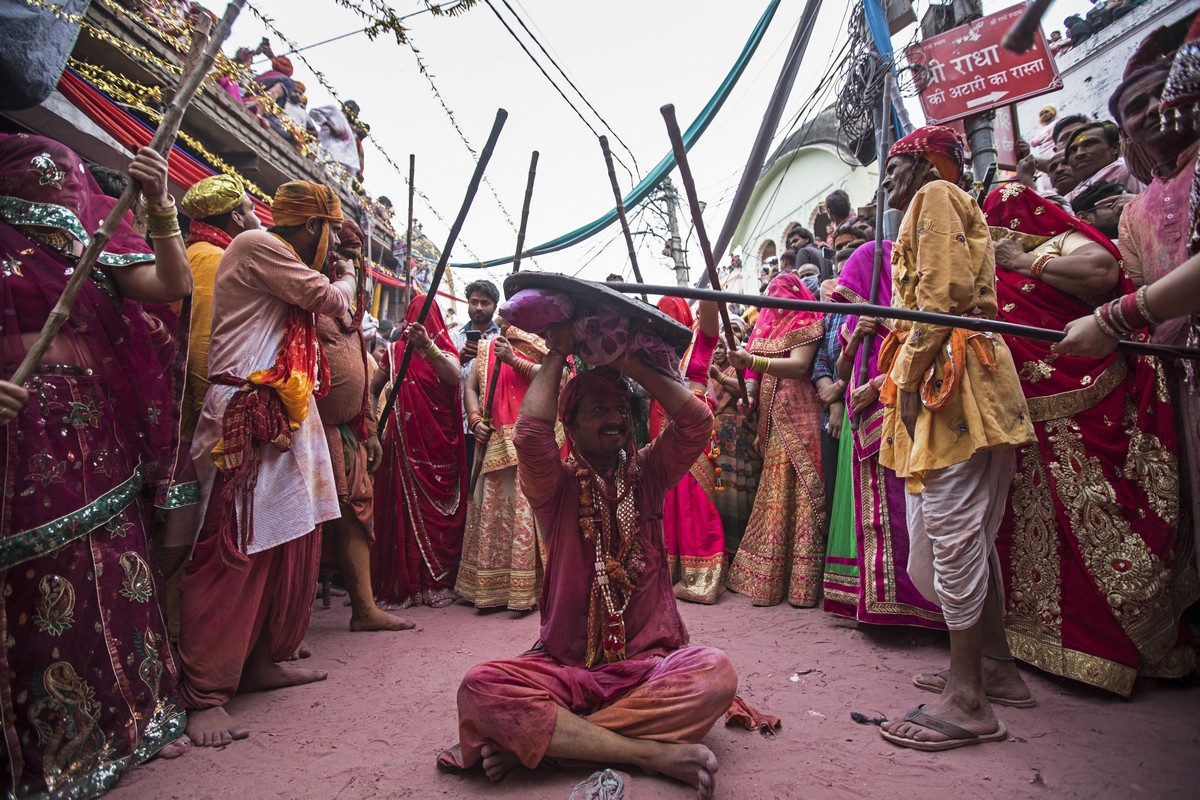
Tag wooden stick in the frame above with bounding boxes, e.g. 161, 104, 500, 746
660, 104, 748, 402
10, 0, 245, 387
853, 67, 893, 430
379, 108, 508, 428
603, 283, 1200, 362
468, 150, 539, 495
705, 0, 824, 283
1002, 0, 1054, 54
599, 135, 647, 301
511, 150, 539, 273
404, 153, 415, 308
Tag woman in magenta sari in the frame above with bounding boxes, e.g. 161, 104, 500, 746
371, 297, 467, 608
983, 183, 1197, 695
0, 134, 189, 795
726, 274, 826, 606
822, 242, 946, 628
651, 297, 726, 604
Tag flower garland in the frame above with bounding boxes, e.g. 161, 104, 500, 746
573, 450, 645, 667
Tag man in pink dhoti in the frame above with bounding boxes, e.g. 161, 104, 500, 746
438, 323, 737, 799
179, 181, 356, 747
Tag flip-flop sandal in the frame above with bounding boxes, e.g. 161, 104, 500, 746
880, 704, 1008, 752
912, 670, 1037, 709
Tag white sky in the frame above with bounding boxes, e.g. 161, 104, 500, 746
203, 0, 1095, 303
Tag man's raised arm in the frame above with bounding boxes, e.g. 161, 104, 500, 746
520, 323, 572, 422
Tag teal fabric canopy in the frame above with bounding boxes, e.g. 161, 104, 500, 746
451, 0, 781, 269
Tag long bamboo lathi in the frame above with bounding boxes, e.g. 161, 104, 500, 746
9, 0, 246, 387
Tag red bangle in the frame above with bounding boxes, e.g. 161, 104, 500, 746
1118, 291, 1148, 332
1030, 254, 1053, 280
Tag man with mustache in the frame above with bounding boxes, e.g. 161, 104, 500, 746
439, 323, 737, 799
874, 126, 1035, 751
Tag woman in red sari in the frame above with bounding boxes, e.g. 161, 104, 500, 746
0, 134, 189, 795
371, 297, 467, 608
726, 274, 826, 606
983, 183, 1197, 695
651, 297, 727, 604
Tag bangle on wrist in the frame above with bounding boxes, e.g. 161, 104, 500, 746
424, 343, 441, 359
142, 193, 175, 212
1029, 254, 1053, 280
1135, 285, 1163, 327
1093, 304, 1121, 339
546, 348, 568, 362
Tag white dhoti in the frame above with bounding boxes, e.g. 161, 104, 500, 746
906, 447, 1016, 630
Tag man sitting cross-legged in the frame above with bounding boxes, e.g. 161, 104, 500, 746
438, 322, 738, 799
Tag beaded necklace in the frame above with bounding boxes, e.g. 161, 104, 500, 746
573, 448, 645, 666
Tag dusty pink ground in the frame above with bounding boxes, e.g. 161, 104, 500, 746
113, 594, 1199, 799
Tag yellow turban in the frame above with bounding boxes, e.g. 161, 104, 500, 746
272, 181, 343, 227
180, 174, 245, 220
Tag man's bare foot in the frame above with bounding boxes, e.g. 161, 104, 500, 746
480, 743, 521, 782
186, 707, 249, 748
640, 742, 718, 799
350, 607, 416, 632
239, 661, 328, 693
913, 657, 1034, 708
881, 692, 1003, 748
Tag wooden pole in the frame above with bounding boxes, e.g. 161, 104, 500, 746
704, 0, 824, 285
603, 283, 1200, 362
599, 135, 647, 301
403, 153, 415, 309
852, 67, 894, 429
660, 104, 748, 401
468, 149, 540, 496
511, 150, 539, 273
378, 108, 508, 428
1002, 0, 1054, 54
10, 0, 245, 387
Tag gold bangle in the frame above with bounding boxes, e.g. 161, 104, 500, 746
149, 230, 181, 240
424, 343, 441, 359
142, 194, 176, 212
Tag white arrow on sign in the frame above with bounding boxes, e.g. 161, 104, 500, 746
966, 90, 1008, 109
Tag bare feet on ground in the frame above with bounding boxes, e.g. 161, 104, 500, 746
480, 743, 521, 782
640, 742, 718, 800
881, 692, 1001, 746
155, 736, 191, 759
286, 642, 313, 661
914, 658, 1033, 706
239, 661, 328, 693
186, 707, 249, 748
350, 608, 416, 632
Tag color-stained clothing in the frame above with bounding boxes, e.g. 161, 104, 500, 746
513, 397, 713, 668
1065, 157, 1146, 205
1119, 144, 1200, 289
879, 181, 1035, 490
190, 229, 350, 554
449, 645, 737, 770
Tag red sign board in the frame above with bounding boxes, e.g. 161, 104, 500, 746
906, 4, 1062, 126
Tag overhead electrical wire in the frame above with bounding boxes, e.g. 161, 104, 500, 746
493, 0, 641, 176
480, 0, 637, 183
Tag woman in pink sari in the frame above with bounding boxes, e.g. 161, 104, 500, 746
983, 183, 1197, 695
0, 134, 189, 795
371, 297, 467, 608
726, 274, 826, 606
822, 241, 946, 629
651, 297, 727, 603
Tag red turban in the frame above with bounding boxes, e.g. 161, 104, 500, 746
888, 125, 966, 185
337, 218, 365, 252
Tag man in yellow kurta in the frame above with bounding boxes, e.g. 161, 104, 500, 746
156, 174, 262, 636
875, 127, 1035, 752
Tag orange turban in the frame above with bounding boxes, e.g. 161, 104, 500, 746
272, 181, 343, 227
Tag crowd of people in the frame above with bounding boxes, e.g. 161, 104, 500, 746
2, 6, 1200, 799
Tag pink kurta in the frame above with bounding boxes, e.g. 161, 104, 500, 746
190, 229, 352, 553
516, 396, 714, 666
445, 395, 737, 771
